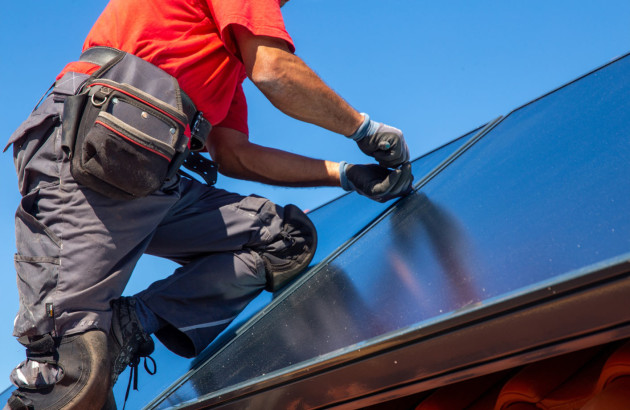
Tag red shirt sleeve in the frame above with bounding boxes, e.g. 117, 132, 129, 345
205, 0, 295, 58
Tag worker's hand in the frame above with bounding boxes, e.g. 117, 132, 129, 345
347, 114, 410, 168
339, 161, 414, 203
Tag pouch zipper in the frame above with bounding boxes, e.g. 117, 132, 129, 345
87, 81, 187, 128
96, 111, 177, 160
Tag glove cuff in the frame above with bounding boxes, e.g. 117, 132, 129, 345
339, 161, 353, 191
346, 113, 371, 141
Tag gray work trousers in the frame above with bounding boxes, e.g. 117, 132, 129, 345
7, 73, 284, 357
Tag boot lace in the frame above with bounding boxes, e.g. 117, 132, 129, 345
122, 355, 156, 410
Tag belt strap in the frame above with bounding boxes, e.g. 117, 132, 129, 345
78, 46, 122, 67
181, 152, 218, 186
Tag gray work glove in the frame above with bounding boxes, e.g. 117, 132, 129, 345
339, 161, 414, 203
346, 113, 410, 168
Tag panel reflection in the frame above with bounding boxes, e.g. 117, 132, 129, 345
385, 193, 481, 315
132, 130, 480, 408
306, 129, 478, 263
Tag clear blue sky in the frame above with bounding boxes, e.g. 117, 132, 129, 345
1, 0, 629, 390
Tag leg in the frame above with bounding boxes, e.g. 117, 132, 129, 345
138, 250, 266, 358
7, 74, 179, 409
135, 178, 316, 357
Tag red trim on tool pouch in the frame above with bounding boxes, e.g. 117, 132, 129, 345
88, 82, 186, 127
95, 120, 171, 161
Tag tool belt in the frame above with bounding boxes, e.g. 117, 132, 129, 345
61, 47, 217, 200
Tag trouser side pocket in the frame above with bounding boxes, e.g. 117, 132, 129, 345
13, 189, 61, 338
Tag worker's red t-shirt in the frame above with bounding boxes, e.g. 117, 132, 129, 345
58, 0, 294, 135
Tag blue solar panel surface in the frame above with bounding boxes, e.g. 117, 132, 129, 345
148, 53, 630, 409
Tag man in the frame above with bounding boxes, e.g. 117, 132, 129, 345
5, 0, 413, 408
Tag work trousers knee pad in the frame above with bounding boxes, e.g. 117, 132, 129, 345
258, 204, 318, 292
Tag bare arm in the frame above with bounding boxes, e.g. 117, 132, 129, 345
208, 127, 340, 187
205, 25, 412, 199
233, 25, 364, 136
204, 26, 361, 187
205, 27, 412, 199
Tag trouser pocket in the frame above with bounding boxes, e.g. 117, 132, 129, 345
9, 95, 63, 195
13, 189, 61, 338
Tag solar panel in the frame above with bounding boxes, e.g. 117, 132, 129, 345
74, 123, 481, 409
144, 53, 630, 409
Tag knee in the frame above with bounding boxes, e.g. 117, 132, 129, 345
258, 204, 318, 292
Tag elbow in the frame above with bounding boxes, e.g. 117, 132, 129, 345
207, 128, 251, 178
213, 150, 242, 179
210, 143, 239, 176
251, 68, 284, 95
249, 50, 290, 95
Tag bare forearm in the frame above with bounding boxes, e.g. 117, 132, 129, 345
225, 144, 340, 187
209, 127, 340, 187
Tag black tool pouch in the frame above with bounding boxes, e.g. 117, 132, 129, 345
62, 49, 205, 200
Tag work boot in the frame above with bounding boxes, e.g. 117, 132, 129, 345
260, 204, 318, 292
6, 330, 111, 410
108, 297, 155, 387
